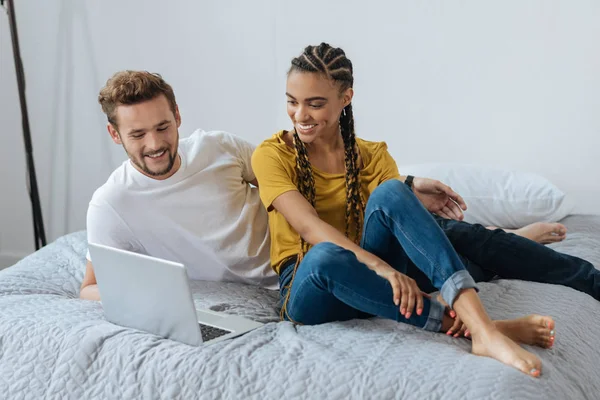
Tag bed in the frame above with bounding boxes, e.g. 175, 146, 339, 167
1, 215, 599, 399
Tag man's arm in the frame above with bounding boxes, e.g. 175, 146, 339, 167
82, 197, 138, 301
218, 131, 258, 184
80, 260, 101, 301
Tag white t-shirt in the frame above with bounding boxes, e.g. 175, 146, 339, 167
86, 129, 278, 290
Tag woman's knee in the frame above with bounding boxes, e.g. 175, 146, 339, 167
300, 242, 348, 277
368, 179, 417, 212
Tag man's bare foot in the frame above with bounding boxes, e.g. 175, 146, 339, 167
471, 327, 542, 377
493, 315, 555, 348
488, 222, 567, 244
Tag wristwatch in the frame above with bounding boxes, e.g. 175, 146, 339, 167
404, 175, 414, 189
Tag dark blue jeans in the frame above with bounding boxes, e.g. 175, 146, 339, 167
431, 216, 600, 299
280, 180, 600, 331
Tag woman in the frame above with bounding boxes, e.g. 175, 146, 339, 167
252, 43, 599, 377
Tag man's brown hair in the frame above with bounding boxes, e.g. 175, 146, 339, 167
98, 70, 177, 128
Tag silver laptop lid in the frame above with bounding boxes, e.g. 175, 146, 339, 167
88, 242, 202, 346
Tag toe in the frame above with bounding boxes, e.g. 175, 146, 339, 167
515, 358, 541, 377
541, 316, 555, 330
530, 368, 541, 378
552, 234, 566, 243
531, 315, 554, 329
536, 326, 554, 337
543, 234, 565, 244
554, 223, 567, 235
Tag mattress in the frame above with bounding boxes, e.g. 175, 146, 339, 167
0, 215, 599, 399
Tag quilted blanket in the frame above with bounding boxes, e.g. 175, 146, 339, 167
1, 215, 599, 399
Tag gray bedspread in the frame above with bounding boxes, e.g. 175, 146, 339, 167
1, 215, 599, 399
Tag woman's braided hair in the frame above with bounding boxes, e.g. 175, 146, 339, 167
281, 43, 365, 321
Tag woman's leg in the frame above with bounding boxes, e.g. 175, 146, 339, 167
281, 244, 556, 348
360, 180, 477, 310
360, 179, 542, 376
280, 242, 443, 331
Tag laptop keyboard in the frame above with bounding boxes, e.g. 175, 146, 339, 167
199, 323, 232, 341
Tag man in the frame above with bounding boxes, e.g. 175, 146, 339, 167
80, 70, 277, 301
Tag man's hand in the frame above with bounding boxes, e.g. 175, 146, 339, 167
80, 260, 101, 301
412, 177, 467, 221
80, 284, 101, 301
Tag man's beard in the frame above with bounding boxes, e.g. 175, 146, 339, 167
124, 145, 178, 177
137, 148, 177, 177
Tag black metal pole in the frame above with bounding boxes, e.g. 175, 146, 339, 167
3, 0, 47, 249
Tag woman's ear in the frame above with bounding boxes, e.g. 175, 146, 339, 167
343, 88, 354, 108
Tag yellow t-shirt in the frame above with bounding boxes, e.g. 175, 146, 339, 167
251, 130, 401, 274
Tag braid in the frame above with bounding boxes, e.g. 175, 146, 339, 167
279, 129, 316, 322
340, 103, 365, 242
292, 129, 316, 208
281, 43, 365, 322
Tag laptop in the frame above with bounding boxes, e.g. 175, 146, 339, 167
88, 242, 263, 346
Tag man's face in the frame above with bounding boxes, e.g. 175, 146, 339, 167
108, 95, 181, 180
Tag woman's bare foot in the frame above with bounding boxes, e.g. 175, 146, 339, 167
471, 327, 542, 377
438, 294, 556, 348
494, 315, 555, 348
438, 291, 542, 377
488, 222, 567, 244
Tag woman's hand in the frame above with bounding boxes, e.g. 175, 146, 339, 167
438, 294, 469, 338
412, 177, 467, 221
371, 261, 426, 319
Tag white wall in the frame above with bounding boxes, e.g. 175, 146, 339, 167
1, 0, 599, 265
0, 4, 33, 268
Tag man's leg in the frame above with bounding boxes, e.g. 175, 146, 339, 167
436, 217, 600, 300
487, 222, 567, 244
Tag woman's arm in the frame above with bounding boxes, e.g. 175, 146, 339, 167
273, 191, 384, 270
272, 190, 426, 316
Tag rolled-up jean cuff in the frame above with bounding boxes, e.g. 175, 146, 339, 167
423, 299, 444, 332
440, 270, 478, 309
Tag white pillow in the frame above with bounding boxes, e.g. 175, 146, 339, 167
398, 163, 575, 229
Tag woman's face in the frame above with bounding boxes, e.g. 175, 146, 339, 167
286, 70, 353, 144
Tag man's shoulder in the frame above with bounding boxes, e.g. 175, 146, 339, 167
182, 128, 248, 147
180, 129, 244, 157
89, 161, 131, 208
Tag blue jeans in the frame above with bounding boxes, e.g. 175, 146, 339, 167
279, 179, 478, 332
280, 179, 600, 331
